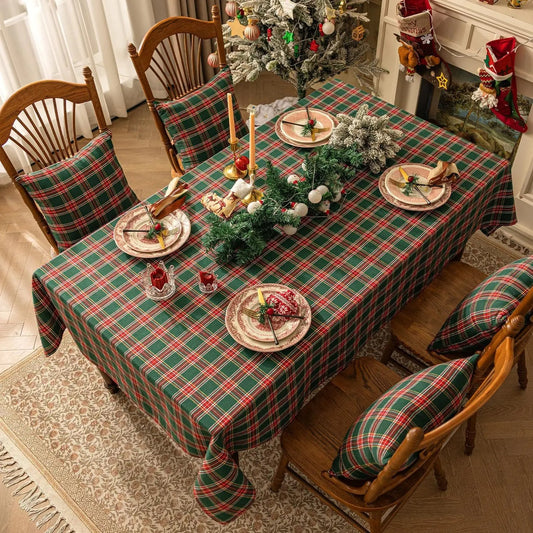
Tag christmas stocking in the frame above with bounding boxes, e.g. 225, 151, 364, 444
396, 0, 451, 90
471, 37, 528, 133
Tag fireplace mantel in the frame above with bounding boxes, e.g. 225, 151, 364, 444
375, 0, 533, 251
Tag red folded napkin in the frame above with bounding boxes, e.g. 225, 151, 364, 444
266, 289, 298, 317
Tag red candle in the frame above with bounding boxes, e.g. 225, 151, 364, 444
150, 266, 168, 290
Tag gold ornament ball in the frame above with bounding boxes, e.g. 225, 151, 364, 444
225, 0, 237, 18
207, 52, 219, 68
244, 23, 260, 41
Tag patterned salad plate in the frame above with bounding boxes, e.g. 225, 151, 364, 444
275, 108, 337, 148
225, 283, 312, 352
379, 163, 452, 212
114, 206, 190, 259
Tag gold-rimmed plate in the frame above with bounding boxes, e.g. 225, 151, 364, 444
275, 109, 337, 148
114, 206, 190, 258
225, 283, 312, 352
379, 164, 452, 212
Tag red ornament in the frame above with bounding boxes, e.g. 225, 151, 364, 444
266, 308, 275, 315
267, 28, 272, 41
235, 155, 249, 171
310, 39, 319, 52
408, 176, 414, 183
154, 223, 162, 231
319, 23, 324, 36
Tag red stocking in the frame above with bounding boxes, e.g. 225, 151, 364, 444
396, 0, 451, 90
472, 37, 528, 133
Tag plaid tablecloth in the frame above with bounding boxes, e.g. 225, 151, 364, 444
32, 80, 516, 522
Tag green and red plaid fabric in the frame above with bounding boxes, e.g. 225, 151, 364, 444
31, 80, 516, 522
429, 256, 533, 355
154, 67, 248, 170
329, 355, 478, 481
16, 131, 139, 251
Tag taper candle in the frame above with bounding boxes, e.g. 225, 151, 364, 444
249, 109, 255, 168
227, 93, 236, 143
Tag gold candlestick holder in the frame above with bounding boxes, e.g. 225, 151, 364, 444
223, 139, 247, 180
242, 164, 263, 206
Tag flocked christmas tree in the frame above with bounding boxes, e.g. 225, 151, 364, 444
222, 0, 383, 98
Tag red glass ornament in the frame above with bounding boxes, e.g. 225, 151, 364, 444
319, 23, 324, 36
310, 39, 319, 52
267, 28, 272, 41
235, 155, 249, 171
244, 23, 260, 41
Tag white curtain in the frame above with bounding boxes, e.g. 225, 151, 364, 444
0, 0, 211, 182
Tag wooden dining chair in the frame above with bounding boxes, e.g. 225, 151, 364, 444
128, 4, 247, 177
271, 317, 519, 533
380, 259, 533, 454
0, 67, 138, 254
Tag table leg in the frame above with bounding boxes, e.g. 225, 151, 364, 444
98, 368, 120, 394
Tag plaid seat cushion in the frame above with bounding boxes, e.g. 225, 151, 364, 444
329, 355, 478, 481
428, 257, 533, 355
16, 131, 138, 252
154, 67, 248, 170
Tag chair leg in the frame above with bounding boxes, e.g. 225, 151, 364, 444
433, 457, 448, 491
98, 368, 120, 394
517, 350, 528, 390
270, 451, 289, 492
380, 334, 398, 364
368, 511, 384, 533
464, 414, 477, 456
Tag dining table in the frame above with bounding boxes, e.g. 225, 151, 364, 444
31, 79, 516, 523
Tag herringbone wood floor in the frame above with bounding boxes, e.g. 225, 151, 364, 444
1, 73, 532, 532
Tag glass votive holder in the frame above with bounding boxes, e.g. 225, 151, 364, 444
141, 261, 176, 301
198, 271, 218, 294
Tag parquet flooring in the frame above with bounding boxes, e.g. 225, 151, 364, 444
1, 74, 532, 532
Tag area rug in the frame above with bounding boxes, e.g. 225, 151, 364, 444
0, 232, 526, 532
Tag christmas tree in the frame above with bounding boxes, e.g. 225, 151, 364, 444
223, 0, 383, 98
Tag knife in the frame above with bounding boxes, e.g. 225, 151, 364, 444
257, 288, 279, 345
398, 166, 431, 205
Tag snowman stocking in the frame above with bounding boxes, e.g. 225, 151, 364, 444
472, 37, 528, 133
396, 0, 451, 89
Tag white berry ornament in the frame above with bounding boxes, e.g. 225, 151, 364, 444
292, 202, 309, 217
316, 184, 329, 195
322, 19, 335, 35
281, 225, 298, 235
247, 201, 262, 214
287, 174, 300, 184
333, 191, 343, 202
308, 189, 323, 204
318, 200, 331, 213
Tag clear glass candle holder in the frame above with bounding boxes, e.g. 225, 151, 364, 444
198, 271, 218, 294
141, 262, 176, 301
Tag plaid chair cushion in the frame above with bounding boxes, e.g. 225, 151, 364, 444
154, 67, 248, 170
428, 257, 533, 355
16, 131, 138, 252
329, 355, 478, 481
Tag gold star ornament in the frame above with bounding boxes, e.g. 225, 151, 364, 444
436, 72, 449, 89
227, 18, 245, 38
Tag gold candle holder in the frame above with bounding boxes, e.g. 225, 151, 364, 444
223, 139, 247, 181
242, 164, 263, 206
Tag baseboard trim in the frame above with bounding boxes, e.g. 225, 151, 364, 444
493, 226, 532, 256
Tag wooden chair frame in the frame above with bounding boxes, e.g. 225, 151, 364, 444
380, 261, 533, 454
271, 318, 519, 533
0, 67, 107, 254
128, 4, 226, 176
